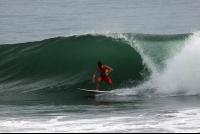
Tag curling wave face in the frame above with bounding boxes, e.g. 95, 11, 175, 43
1, 32, 198, 100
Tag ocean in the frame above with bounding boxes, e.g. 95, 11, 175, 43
1, 0, 200, 132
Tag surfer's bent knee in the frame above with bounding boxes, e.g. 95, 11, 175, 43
107, 81, 112, 84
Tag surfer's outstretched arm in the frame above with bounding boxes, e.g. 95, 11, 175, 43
93, 69, 98, 83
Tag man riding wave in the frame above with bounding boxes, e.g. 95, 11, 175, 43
93, 61, 113, 91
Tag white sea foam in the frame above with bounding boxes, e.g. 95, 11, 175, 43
1, 108, 200, 133
131, 32, 200, 97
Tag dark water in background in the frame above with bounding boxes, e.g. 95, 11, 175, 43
1, 0, 200, 132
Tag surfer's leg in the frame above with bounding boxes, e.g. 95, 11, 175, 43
97, 76, 103, 91
96, 80, 100, 91
104, 77, 113, 90
108, 82, 113, 90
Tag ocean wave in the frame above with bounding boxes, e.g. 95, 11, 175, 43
1, 32, 198, 99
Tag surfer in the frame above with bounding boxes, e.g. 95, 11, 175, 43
93, 61, 113, 91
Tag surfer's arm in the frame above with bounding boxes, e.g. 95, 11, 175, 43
105, 66, 113, 73
93, 69, 98, 83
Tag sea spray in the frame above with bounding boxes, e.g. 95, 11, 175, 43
134, 32, 200, 97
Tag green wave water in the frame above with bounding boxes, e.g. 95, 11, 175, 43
0, 33, 192, 100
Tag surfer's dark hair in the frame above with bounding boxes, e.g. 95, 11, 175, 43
98, 61, 103, 65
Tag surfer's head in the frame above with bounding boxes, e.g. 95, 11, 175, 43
98, 61, 103, 67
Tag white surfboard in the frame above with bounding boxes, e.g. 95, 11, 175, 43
77, 88, 111, 94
